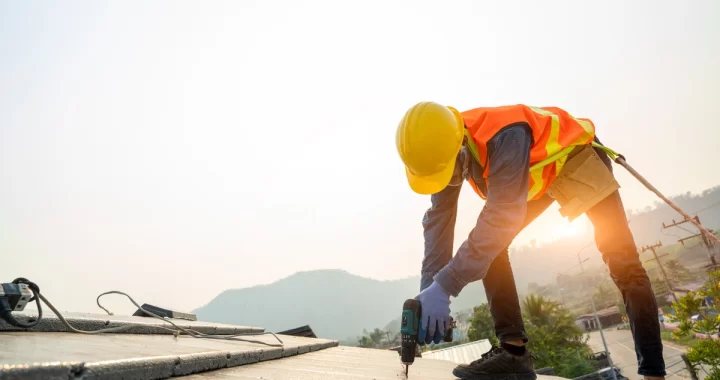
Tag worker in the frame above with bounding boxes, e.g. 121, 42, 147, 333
395, 102, 666, 380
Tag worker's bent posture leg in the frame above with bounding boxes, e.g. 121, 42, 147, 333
453, 196, 554, 380
586, 190, 666, 377
484, 196, 554, 344
456, 190, 665, 377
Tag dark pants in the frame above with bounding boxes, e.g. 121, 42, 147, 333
483, 150, 666, 377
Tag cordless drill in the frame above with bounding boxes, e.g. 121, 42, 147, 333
400, 299, 455, 376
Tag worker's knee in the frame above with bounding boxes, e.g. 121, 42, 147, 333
606, 254, 650, 289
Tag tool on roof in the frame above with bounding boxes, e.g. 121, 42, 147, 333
0, 279, 37, 328
0, 277, 284, 347
399, 298, 455, 377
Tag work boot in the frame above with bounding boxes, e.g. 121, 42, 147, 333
452, 344, 537, 380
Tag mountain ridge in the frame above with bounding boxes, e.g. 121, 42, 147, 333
193, 268, 488, 341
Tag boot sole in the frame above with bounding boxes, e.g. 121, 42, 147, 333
452, 367, 538, 380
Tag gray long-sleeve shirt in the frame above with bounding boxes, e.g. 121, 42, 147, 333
420, 124, 533, 297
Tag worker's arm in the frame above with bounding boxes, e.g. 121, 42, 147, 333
419, 151, 464, 291
433, 124, 532, 297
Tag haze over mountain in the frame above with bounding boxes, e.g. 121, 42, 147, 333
193, 269, 489, 342
194, 186, 720, 342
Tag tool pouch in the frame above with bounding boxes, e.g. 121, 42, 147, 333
546, 144, 620, 221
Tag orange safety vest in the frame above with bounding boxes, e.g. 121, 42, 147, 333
461, 104, 596, 201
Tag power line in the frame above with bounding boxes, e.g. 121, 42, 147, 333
692, 199, 720, 214
663, 215, 718, 266
676, 225, 696, 235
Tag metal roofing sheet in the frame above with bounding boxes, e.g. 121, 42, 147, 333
421, 339, 493, 364
576, 306, 620, 320
278, 325, 317, 338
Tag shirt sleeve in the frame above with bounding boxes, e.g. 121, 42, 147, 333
419, 152, 464, 292
433, 124, 532, 297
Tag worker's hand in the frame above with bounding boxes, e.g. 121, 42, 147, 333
415, 281, 451, 345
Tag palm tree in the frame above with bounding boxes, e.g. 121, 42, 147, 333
522, 294, 586, 357
368, 328, 386, 347
522, 294, 559, 327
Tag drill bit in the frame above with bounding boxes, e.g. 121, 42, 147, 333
405, 364, 409, 377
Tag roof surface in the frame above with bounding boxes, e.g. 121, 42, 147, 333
181, 345, 565, 380
0, 313, 565, 380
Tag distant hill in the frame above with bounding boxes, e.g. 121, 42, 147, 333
193, 269, 488, 342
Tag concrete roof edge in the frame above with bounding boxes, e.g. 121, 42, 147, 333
0, 336, 340, 380
0, 312, 265, 335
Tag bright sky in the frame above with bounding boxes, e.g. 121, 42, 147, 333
1, 0, 719, 315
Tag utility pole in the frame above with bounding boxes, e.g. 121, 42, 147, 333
579, 252, 618, 380
663, 215, 718, 266
642, 241, 678, 304
556, 275, 567, 307
681, 353, 700, 380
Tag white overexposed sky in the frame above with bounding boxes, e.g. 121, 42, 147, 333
1, 0, 719, 315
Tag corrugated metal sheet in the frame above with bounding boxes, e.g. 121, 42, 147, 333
421, 339, 492, 364
278, 325, 317, 338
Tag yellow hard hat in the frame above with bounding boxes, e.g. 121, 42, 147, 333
396, 101, 465, 195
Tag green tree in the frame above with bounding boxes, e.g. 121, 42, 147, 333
522, 293, 558, 326
521, 294, 593, 378
468, 295, 596, 378
649, 276, 671, 306
665, 259, 693, 285
366, 328, 386, 347
356, 328, 388, 348
670, 269, 720, 378
467, 303, 498, 346
357, 335, 374, 348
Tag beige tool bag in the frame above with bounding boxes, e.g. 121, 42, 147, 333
546, 144, 620, 221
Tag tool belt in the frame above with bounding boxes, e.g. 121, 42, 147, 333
546, 144, 620, 221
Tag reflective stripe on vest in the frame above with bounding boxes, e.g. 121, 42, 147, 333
461, 105, 597, 201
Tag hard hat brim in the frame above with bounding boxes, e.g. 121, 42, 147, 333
405, 154, 457, 195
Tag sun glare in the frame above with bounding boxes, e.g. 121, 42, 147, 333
538, 217, 589, 244
557, 219, 586, 238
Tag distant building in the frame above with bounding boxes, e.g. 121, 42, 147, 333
575, 306, 623, 331
667, 282, 713, 307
